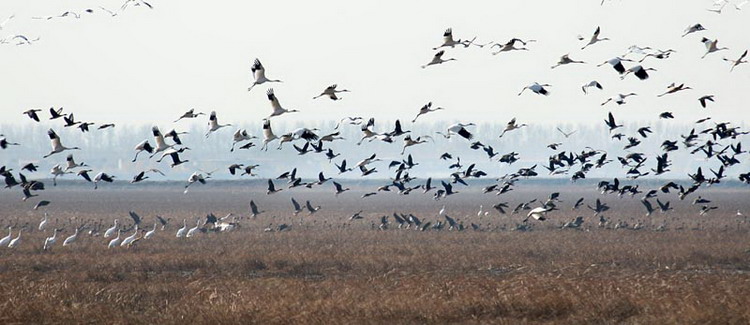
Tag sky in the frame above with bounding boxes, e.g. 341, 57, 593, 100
0, 0, 748, 129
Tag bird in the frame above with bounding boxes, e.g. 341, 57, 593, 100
490, 38, 534, 54
34, 200, 51, 210
551, 54, 584, 69
683, 23, 706, 37
581, 81, 603, 94
205, 111, 231, 138
525, 207, 551, 222
723, 49, 748, 71
186, 219, 201, 237
657, 83, 692, 97
149, 127, 174, 158
401, 136, 429, 154
43, 129, 80, 158
621, 65, 656, 80
160, 148, 190, 168
104, 219, 119, 238
267, 179, 282, 194
438, 123, 475, 140
598, 57, 634, 74
174, 108, 205, 122
601, 93, 637, 106
231, 129, 256, 152
421, 50, 457, 69
605, 112, 623, 132
120, 225, 139, 246
7, 230, 21, 248
144, 224, 157, 239
65, 154, 87, 171
183, 172, 207, 193
698, 95, 715, 108
333, 181, 350, 196
266, 88, 299, 119
250, 200, 263, 218
433, 28, 475, 49
93, 172, 115, 189
412, 102, 444, 123
176, 219, 188, 238
48, 107, 67, 120
499, 118, 527, 138
62, 228, 78, 246
22, 109, 41, 122
580, 26, 610, 50
97, 123, 115, 130
518, 82, 551, 96
108, 230, 122, 248
313, 84, 350, 100
701, 38, 729, 58
0, 137, 19, 149
248, 58, 282, 91
43, 229, 58, 250
0, 227, 12, 247
556, 128, 576, 138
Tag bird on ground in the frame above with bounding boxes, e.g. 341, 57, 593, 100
186, 219, 201, 237
176, 219, 187, 238
43, 229, 58, 250
62, 228, 78, 246
39, 213, 48, 231
108, 230, 122, 248
43, 129, 80, 158
265, 88, 299, 119
248, 59, 282, 91
144, 224, 157, 239
0, 227, 12, 247
421, 50, 457, 68
7, 230, 21, 248
120, 226, 139, 246
313, 84, 350, 100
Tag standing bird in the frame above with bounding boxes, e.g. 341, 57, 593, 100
701, 38, 729, 59
104, 219, 119, 238
313, 84, 350, 100
7, 230, 21, 248
108, 230, 122, 248
62, 228, 78, 246
43, 129, 80, 158
421, 50, 457, 69
43, 229, 58, 250
723, 50, 748, 71
518, 82, 551, 96
205, 111, 231, 138
580, 26, 610, 50
247, 58, 282, 91
266, 88, 299, 119
176, 219, 188, 238
412, 102, 444, 123
0, 227, 12, 247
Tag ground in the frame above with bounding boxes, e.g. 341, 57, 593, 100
0, 183, 749, 324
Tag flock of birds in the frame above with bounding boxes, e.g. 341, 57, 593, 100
1, 1, 750, 250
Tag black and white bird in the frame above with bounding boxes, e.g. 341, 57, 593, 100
412, 102, 444, 123
657, 83, 692, 97
231, 129, 256, 152
93, 172, 115, 190
683, 23, 706, 37
701, 37, 729, 59
205, 111, 231, 138
267, 179, 282, 194
621, 65, 656, 80
581, 81, 603, 94
438, 123, 475, 140
490, 38, 534, 54
580, 26, 609, 50
601, 93, 637, 106
248, 59, 282, 91
174, 109, 205, 122
266, 88, 299, 119
723, 49, 748, 71
421, 50, 457, 69
43, 129, 80, 158
433, 28, 475, 50
518, 82, 551, 96
551, 54, 585, 69
132, 140, 154, 162
313, 84, 350, 100
598, 57, 634, 74
499, 118, 527, 138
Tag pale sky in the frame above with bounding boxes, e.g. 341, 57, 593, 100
0, 0, 748, 128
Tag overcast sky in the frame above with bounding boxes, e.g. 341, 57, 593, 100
0, 0, 748, 129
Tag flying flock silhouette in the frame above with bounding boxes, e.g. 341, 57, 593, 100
0, 0, 749, 249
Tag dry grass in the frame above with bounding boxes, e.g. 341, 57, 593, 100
1, 185, 749, 324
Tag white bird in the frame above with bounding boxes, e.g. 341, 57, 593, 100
260, 120, 278, 151
62, 228, 78, 246
43, 229, 59, 250
438, 123, 475, 140
723, 49, 748, 71
499, 118, 527, 138
231, 129, 256, 152
412, 102, 444, 123
104, 219, 119, 238
421, 50, 457, 69
120, 225, 139, 247
580, 26, 610, 50
601, 93, 638, 106
266, 88, 299, 119
39, 213, 48, 231
526, 207, 552, 221
313, 84, 350, 100
439, 205, 446, 216
50, 164, 73, 186
205, 111, 231, 138
43, 129, 80, 158
683, 23, 706, 37
0, 227, 12, 247
491, 38, 534, 54
581, 81, 603, 94
620, 65, 656, 80
64, 154, 87, 171
108, 230, 122, 248
8, 230, 21, 248
701, 37, 729, 59
401, 135, 429, 154
518, 82, 551, 96
186, 219, 201, 237
93, 172, 115, 190
176, 219, 188, 238
598, 57, 634, 74
132, 140, 154, 162
433, 28, 475, 50
248, 58, 282, 91
184, 172, 207, 194
144, 223, 157, 239
149, 126, 174, 158
173, 108, 205, 122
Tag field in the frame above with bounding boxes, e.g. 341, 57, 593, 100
1, 183, 750, 324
